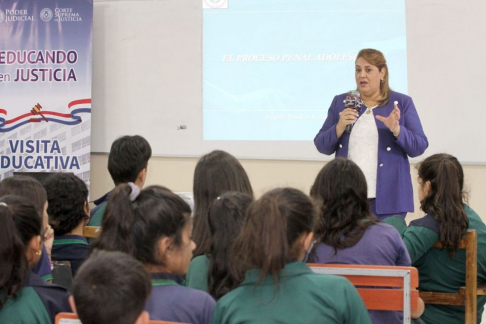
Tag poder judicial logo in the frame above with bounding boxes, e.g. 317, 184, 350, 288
0, 9, 34, 22
40, 8, 53, 22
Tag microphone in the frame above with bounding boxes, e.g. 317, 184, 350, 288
343, 90, 363, 133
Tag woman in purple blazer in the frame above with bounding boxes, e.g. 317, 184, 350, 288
314, 49, 428, 219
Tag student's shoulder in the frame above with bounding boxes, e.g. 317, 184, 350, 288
302, 270, 352, 290
409, 214, 439, 234
362, 222, 404, 243
27, 273, 72, 320
28, 272, 70, 297
368, 222, 400, 233
172, 285, 215, 305
190, 255, 210, 267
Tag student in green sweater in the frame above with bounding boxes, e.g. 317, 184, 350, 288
192, 150, 254, 258
186, 191, 252, 299
385, 153, 486, 324
0, 195, 71, 323
212, 187, 371, 324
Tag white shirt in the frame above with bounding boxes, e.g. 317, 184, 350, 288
348, 106, 378, 198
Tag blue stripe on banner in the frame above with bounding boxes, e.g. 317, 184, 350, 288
0, 119, 31, 133
0, 108, 91, 133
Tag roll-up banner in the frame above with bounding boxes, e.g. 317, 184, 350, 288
0, 0, 93, 187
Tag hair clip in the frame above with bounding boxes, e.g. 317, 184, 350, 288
127, 182, 141, 202
216, 196, 221, 200
0, 202, 7, 207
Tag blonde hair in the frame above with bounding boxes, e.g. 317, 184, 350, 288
356, 49, 391, 107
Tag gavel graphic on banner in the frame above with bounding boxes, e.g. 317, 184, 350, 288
30, 103, 48, 122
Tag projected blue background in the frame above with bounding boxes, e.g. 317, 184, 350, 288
203, 0, 407, 141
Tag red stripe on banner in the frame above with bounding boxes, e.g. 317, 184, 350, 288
2, 99, 91, 124
42, 111, 73, 118
68, 99, 91, 109
6, 112, 33, 124
30, 118, 41, 122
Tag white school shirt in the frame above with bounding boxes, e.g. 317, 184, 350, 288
348, 106, 378, 198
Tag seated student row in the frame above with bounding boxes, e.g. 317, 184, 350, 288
0, 135, 484, 324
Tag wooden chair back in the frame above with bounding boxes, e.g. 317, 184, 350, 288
55, 312, 186, 324
83, 226, 101, 239
419, 229, 480, 324
51, 261, 73, 291
308, 263, 419, 323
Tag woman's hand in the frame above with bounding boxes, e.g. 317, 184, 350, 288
376, 101, 401, 137
336, 108, 359, 138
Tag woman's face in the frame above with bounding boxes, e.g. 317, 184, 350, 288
355, 57, 385, 99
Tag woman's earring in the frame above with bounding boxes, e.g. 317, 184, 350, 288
36, 250, 42, 256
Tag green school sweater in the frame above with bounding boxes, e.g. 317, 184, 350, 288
212, 261, 371, 324
385, 205, 486, 324
185, 255, 210, 292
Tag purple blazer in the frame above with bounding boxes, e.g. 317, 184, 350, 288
314, 91, 428, 214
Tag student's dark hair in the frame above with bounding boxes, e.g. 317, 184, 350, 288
108, 135, 152, 185
193, 150, 253, 257
0, 195, 42, 309
417, 154, 469, 258
73, 250, 151, 324
231, 188, 316, 285
0, 175, 46, 217
43, 173, 89, 235
91, 185, 191, 266
310, 158, 378, 253
207, 192, 253, 300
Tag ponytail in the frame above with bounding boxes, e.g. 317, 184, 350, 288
92, 185, 191, 267
231, 188, 316, 285
418, 154, 468, 257
0, 195, 42, 309
207, 192, 252, 300
91, 184, 137, 257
